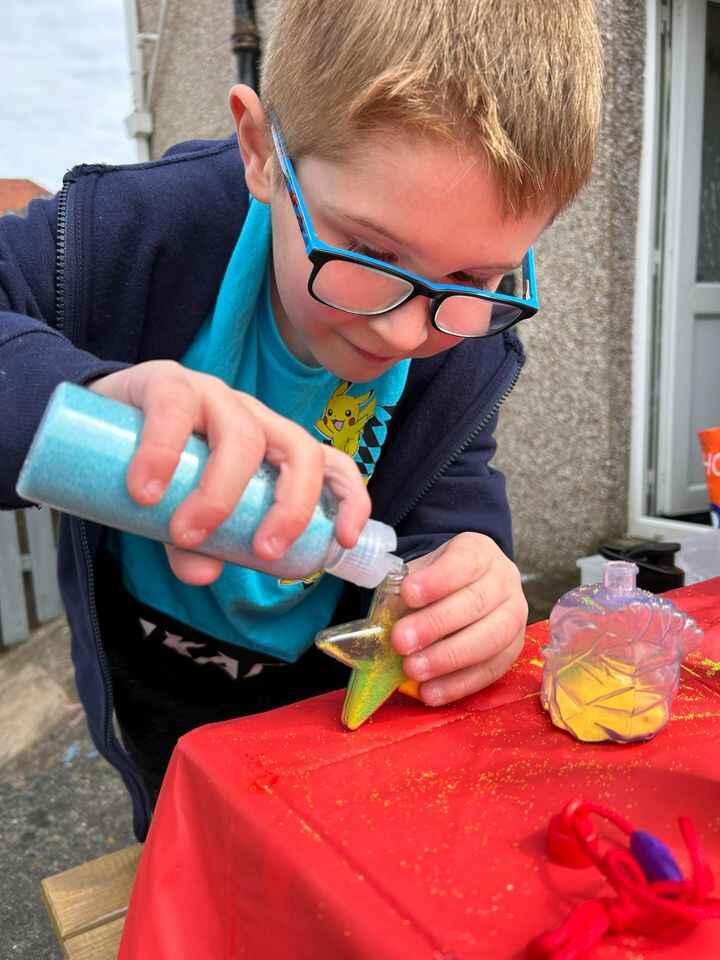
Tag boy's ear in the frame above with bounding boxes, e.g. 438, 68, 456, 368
229, 84, 273, 203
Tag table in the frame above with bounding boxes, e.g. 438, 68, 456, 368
119, 579, 720, 959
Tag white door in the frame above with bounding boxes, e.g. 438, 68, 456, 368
656, 0, 720, 517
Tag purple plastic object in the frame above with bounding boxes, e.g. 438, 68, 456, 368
541, 561, 703, 744
630, 830, 683, 883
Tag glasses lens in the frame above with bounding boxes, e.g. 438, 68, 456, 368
434, 296, 524, 337
497, 265, 524, 298
312, 259, 413, 314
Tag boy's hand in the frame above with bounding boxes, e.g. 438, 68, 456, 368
89, 361, 371, 585
392, 533, 528, 706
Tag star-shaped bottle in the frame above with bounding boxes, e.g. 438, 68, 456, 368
315, 563, 420, 729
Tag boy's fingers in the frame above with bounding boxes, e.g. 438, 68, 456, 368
165, 545, 224, 585
248, 412, 370, 556
100, 365, 370, 564
124, 371, 199, 504
402, 532, 498, 607
320, 447, 372, 548
416, 628, 525, 707
393, 565, 516, 654
248, 405, 326, 559
169, 390, 266, 546
401, 599, 527, 680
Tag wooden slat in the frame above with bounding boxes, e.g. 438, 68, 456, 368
0, 511, 29, 645
42, 845, 142, 944
62, 917, 126, 960
25, 507, 62, 621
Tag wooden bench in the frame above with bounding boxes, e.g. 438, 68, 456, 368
42, 845, 141, 959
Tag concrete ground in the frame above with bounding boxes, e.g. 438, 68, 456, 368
0, 573, 572, 959
0, 618, 134, 960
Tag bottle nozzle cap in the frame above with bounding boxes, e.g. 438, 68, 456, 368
325, 519, 400, 588
603, 560, 639, 593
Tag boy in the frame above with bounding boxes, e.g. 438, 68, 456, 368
0, 0, 602, 841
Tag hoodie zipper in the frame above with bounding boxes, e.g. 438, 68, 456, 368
78, 523, 114, 746
77, 519, 151, 828
55, 177, 111, 733
389, 357, 523, 528
54, 179, 72, 337
55, 173, 151, 829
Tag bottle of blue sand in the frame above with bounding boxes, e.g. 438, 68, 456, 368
17, 383, 402, 589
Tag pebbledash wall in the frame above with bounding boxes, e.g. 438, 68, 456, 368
132, 0, 644, 580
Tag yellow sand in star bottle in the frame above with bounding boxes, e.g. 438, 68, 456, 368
315, 564, 420, 729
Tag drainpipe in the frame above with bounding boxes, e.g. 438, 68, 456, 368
232, 0, 260, 89
122, 0, 157, 160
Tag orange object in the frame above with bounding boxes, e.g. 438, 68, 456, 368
698, 427, 720, 528
398, 677, 422, 700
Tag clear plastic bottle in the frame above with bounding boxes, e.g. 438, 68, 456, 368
17, 382, 402, 589
315, 564, 418, 729
541, 561, 703, 743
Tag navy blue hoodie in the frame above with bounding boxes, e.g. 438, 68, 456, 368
0, 138, 524, 840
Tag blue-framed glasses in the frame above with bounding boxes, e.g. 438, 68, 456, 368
269, 117, 539, 339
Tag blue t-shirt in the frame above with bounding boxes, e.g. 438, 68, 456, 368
111, 199, 410, 661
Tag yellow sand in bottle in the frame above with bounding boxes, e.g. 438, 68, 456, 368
315, 571, 423, 729
545, 654, 670, 743
339, 606, 408, 729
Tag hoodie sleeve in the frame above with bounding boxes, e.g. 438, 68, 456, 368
0, 196, 128, 508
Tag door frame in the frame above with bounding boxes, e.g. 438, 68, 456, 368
656, 0, 717, 515
629, 0, 715, 538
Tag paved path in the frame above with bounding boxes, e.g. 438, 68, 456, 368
0, 618, 134, 959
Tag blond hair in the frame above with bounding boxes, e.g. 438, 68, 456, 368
261, 0, 603, 216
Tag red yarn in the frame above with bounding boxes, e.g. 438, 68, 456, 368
527, 801, 720, 959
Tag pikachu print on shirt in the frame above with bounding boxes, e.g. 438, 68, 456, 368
279, 381, 397, 587
315, 381, 376, 458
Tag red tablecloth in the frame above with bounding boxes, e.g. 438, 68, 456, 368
119, 580, 720, 960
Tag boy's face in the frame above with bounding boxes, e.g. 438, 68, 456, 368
266, 134, 551, 381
